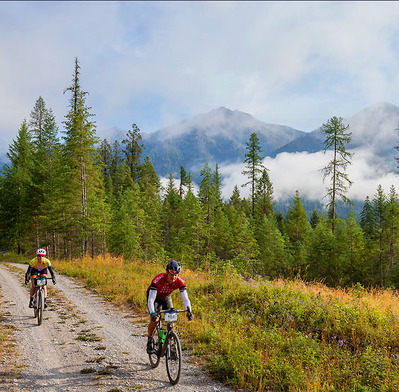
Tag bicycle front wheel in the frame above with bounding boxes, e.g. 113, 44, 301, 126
37, 290, 44, 325
165, 331, 182, 385
149, 329, 161, 368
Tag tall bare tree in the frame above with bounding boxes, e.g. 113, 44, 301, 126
320, 116, 353, 234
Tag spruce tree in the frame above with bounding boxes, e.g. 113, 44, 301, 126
62, 57, 108, 257
0, 120, 34, 253
285, 190, 310, 269
122, 123, 143, 183
242, 132, 265, 218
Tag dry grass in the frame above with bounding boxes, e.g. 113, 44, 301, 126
5, 254, 399, 391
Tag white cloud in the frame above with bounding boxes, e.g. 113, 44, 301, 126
220, 149, 398, 203
2, 1, 399, 155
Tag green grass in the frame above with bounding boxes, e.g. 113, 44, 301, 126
4, 254, 399, 391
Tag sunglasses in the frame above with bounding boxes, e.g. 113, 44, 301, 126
169, 269, 179, 276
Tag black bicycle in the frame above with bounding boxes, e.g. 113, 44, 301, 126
148, 308, 186, 385
32, 276, 47, 325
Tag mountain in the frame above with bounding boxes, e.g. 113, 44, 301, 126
139, 106, 306, 179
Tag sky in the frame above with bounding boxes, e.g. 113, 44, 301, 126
2, 1, 399, 202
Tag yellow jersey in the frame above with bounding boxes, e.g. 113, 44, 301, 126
29, 257, 52, 272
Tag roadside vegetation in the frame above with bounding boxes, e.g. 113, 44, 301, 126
5, 254, 399, 391
0, 278, 21, 386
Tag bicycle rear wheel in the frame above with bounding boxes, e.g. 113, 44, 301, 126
166, 331, 182, 385
149, 328, 161, 368
37, 290, 44, 325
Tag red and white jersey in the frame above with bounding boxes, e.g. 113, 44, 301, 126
148, 272, 187, 300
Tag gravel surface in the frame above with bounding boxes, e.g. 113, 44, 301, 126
0, 262, 237, 392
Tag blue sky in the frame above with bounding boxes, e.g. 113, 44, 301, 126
2, 2, 399, 143
2, 1, 399, 201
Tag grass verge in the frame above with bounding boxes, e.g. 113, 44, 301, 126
5, 254, 399, 391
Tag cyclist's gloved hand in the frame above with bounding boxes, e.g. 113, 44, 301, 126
25, 278, 30, 285
186, 307, 194, 321
150, 312, 158, 322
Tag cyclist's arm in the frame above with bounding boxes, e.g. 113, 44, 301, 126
48, 265, 56, 280
179, 288, 191, 311
147, 288, 157, 314
25, 265, 32, 282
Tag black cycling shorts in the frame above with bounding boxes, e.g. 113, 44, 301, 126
30, 268, 48, 278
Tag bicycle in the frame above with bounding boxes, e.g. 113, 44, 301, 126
148, 308, 186, 385
31, 275, 47, 325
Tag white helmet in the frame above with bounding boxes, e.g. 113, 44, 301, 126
36, 248, 46, 256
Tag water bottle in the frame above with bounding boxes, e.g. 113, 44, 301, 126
159, 328, 165, 343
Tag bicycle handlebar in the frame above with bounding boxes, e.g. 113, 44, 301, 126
159, 309, 187, 313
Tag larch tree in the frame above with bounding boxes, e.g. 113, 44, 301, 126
320, 116, 353, 234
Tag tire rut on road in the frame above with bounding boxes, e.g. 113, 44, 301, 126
0, 263, 235, 392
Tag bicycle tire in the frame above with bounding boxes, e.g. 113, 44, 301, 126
37, 290, 44, 326
149, 327, 161, 368
33, 292, 38, 318
165, 331, 182, 385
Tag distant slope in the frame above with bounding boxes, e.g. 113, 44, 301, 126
140, 106, 306, 178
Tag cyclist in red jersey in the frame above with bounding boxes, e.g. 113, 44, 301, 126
146, 260, 193, 353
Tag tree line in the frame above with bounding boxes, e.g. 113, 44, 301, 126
1, 58, 399, 289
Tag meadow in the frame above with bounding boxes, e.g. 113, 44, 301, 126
2, 254, 399, 391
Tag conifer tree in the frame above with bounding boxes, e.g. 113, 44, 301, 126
242, 132, 265, 217
179, 165, 187, 199
122, 123, 143, 183
320, 116, 353, 234
138, 156, 162, 259
285, 190, 310, 269
0, 120, 34, 253
62, 57, 108, 256
255, 168, 274, 218
385, 186, 399, 284
161, 173, 183, 256
28, 98, 62, 252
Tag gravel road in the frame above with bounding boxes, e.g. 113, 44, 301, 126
0, 262, 236, 392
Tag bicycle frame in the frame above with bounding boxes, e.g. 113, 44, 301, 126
157, 309, 185, 357
32, 276, 47, 325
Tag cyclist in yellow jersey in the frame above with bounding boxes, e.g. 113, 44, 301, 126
25, 248, 56, 308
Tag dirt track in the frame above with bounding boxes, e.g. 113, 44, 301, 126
0, 262, 235, 392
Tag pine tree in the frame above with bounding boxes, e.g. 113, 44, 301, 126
285, 190, 310, 269
371, 185, 387, 286
161, 173, 183, 256
122, 123, 143, 183
62, 57, 108, 257
320, 116, 353, 234
242, 132, 265, 217
138, 156, 162, 260
385, 186, 399, 285
29, 96, 47, 145
255, 168, 274, 218
0, 120, 34, 253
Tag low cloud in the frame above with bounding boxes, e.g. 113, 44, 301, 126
219, 149, 398, 203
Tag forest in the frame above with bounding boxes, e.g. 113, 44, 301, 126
1, 58, 399, 290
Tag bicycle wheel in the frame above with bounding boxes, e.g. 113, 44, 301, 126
37, 290, 44, 326
165, 331, 182, 385
33, 293, 37, 318
149, 328, 161, 368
